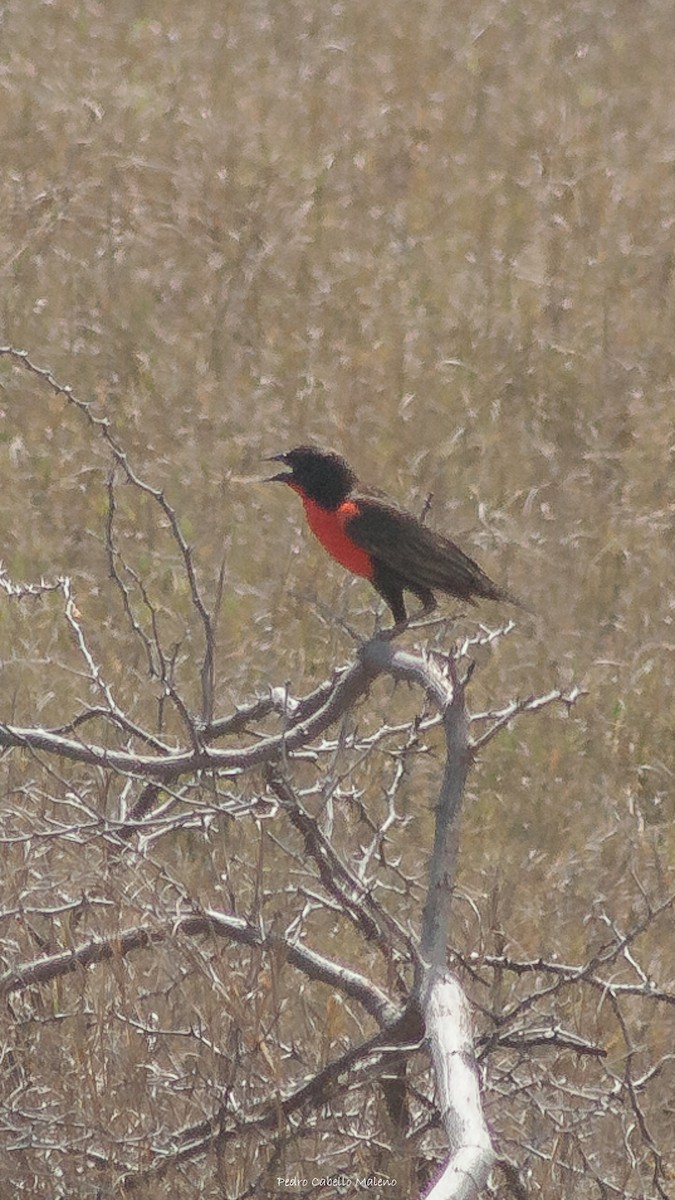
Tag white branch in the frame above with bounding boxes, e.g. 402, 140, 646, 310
360, 639, 496, 1198
422, 970, 496, 1199
419, 656, 469, 967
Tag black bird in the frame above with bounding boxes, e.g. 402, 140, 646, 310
267, 445, 524, 624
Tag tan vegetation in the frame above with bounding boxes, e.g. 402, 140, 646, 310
0, 1, 673, 1197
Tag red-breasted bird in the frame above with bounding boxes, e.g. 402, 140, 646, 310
266, 445, 524, 624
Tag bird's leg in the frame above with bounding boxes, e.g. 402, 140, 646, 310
411, 587, 436, 621
371, 573, 408, 628
375, 615, 411, 643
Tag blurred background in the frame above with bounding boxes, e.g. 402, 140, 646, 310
2, 0, 672, 916
0, 0, 673, 1193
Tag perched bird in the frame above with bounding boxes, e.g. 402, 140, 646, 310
266, 445, 524, 625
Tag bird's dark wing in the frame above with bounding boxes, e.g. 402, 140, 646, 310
345, 495, 513, 604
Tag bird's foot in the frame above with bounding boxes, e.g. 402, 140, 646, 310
373, 618, 410, 642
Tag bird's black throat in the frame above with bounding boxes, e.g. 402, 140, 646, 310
268, 446, 356, 509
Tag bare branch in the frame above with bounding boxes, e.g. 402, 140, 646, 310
0, 907, 399, 1026
358, 638, 497, 1197
0, 344, 218, 723
470, 685, 587, 751
266, 764, 414, 974
419, 656, 469, 967
422, 970, 496, 1200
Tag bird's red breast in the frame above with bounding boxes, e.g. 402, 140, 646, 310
290, 484, 374, 580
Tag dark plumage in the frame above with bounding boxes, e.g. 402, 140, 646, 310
267, 445, 524, 624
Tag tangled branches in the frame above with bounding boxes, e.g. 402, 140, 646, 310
0, 347, 672, 1199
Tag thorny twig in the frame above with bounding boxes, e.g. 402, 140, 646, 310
0, 344, 219, 724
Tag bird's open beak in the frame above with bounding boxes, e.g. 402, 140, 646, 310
262, 453, 292, 484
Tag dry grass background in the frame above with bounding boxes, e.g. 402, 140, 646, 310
0, 1, 673, 1197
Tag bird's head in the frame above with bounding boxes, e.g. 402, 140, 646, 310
264, 446, 356, 509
